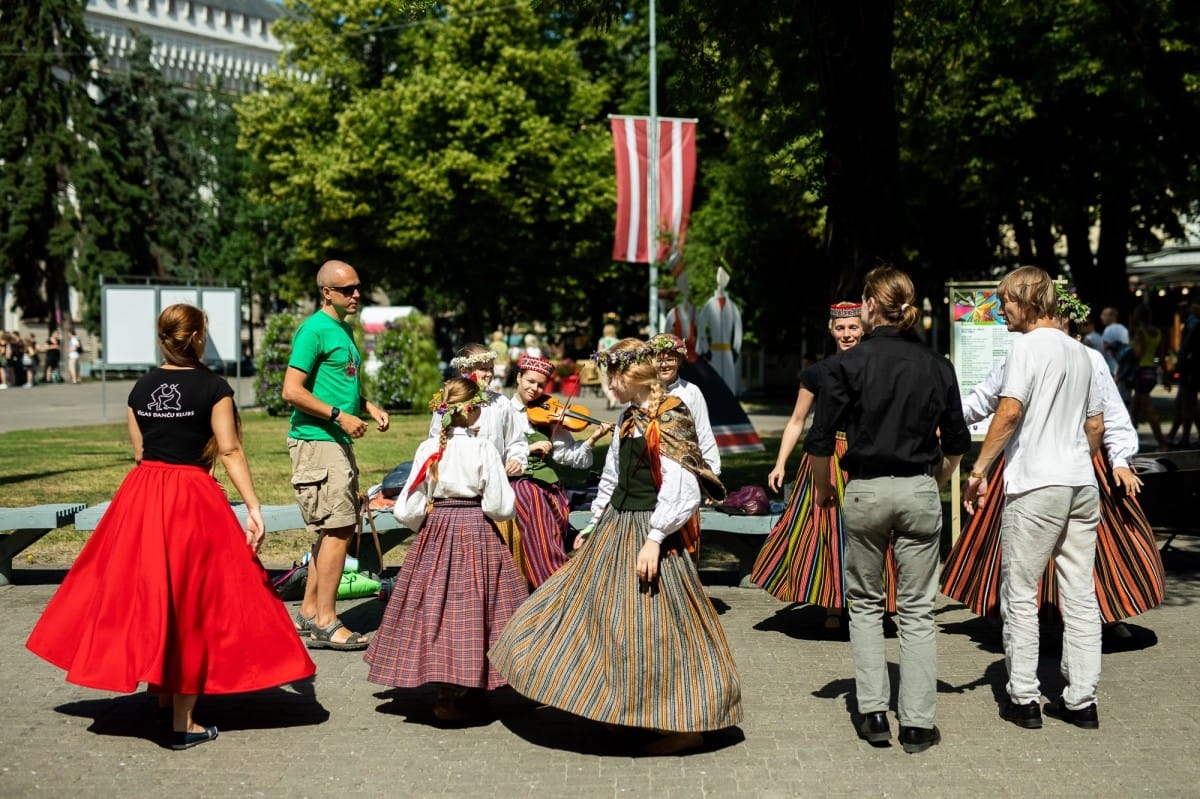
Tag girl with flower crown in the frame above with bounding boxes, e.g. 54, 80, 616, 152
507, 354, 614, 586
750, 302, 898, 632
490, 338, 743, 755
366, 377, 527, 721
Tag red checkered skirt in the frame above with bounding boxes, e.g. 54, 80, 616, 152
364, 499, 528, 690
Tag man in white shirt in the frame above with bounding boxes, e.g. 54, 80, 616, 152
964, 266, 1106, 732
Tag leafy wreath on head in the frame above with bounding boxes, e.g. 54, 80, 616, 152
592, 344, 655, 374
1055, 285, 1091, 325
449, 351, 496, 371
427, 385, 491, 428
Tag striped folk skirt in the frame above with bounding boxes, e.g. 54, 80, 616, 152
940, 453, 1165, 622
750, 436, 898, 612
512, 478, 572, 588
489, 507, 744, 733
365, 499, 528, 690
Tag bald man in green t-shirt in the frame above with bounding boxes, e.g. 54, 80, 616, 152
283, 260, 390, 650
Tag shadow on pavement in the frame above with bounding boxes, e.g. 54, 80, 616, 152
54, 680, 329, 749
500, 703, 745, 757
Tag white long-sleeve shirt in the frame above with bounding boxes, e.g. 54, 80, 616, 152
507, 394, 596, 471
961, 344, 1138, 469
665, 377, 721, 475
396, 429, 516, 530
428, 389, 528, 468
589, 408, 701, 544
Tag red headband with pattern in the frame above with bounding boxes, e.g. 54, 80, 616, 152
518, 355, 555, 377
829, 302, 863, 318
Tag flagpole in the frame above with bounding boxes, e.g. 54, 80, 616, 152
647, 0, 659, 336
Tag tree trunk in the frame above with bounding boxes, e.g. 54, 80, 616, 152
1095, 183, 1134, 314
808, 0, 899, 300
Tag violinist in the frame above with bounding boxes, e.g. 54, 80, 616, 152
509, 354, 614, 587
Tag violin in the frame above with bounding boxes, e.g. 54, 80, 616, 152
525, 395, 606, 432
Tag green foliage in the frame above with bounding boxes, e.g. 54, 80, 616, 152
255, 312, 302, 416
238, 0, 641, 337
372, 314, 442, 411
0, 0, 108, 329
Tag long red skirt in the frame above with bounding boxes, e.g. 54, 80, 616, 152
512, 478, 572, 587
26, 461, 315, 694
940, 453, 1165, 622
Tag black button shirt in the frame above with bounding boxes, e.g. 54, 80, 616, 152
805, 326, 971, 476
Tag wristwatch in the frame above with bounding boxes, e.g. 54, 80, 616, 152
330, 406, 341, 423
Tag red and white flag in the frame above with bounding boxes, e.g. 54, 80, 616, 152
610, 116, 696, 264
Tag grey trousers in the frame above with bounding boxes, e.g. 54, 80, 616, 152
999, 485, 1101, 709
842, 474, 942, 729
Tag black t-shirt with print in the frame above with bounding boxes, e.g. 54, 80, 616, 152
127, 367, 234, 466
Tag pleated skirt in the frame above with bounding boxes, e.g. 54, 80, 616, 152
489, 507, 743, 733
26, 461, 315, 695
512, 478, 571, 588
364, 499, 528, 690
940, 453, 1165, 622
750, 436, 898, 612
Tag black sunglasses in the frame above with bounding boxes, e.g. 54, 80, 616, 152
326, 284, 361, 295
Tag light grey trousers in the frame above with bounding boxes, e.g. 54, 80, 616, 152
842, 474, 942, 729
999, 485, 1101, 709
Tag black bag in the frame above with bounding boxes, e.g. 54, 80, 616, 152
273, 562, 308, 601
380, 461, 413, 499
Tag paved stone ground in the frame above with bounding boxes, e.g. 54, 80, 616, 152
3, 534, 1200, 799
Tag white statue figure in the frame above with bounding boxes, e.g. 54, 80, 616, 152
664, 271, 698, 361
696, 265, 743, 394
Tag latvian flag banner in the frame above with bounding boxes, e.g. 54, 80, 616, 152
610, 116, 696, 264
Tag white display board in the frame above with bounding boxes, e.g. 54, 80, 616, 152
948, 282, 1018, 438
101, 285, 242, 368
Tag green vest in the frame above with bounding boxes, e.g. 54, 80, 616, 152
524, 430, 560, 486
610, 437, 657, 510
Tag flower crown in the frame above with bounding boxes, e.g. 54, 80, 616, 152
1055, 285, 1091, 325
449, 351, 495, 371
427, 386, 491, 428
592, 345, 655, 373
648, 333, 687, 358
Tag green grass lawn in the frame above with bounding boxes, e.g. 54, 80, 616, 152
3, 410, 788, 566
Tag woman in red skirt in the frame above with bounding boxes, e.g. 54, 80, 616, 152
26, 304, 314, 750
365, 377, 527, 721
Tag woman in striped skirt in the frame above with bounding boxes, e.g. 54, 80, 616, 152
490, 338, 742, 755
507, 354, 614, 587
942, 293, 1164, 629
751, 303, 897, 629
366, 377, 528, 721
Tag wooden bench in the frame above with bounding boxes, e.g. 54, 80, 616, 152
0, 503, 90, 586
74, 502, 417, 576
567, 507, 775, 583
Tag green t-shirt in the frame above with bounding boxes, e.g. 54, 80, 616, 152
287, 310, 361, 443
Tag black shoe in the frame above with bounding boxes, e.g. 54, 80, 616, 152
171, 725, 218, 750
999, 698, 1043, 729
1044, 699, 1099, 729
899, 725, 941, 754
857, 711, 892, 743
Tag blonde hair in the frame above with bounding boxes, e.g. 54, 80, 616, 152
862, 265, 921, 331
430, 377, 480, 484
157, 304, 208, 368
997, 266, 1056, 322
607, 338, 663, 412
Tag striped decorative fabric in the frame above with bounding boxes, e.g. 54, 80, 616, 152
512, 478, 572, 587
493, 516, 531, 587
750, 435, 898, 612
940, 454, 1164, 622
489, 507, 743, 733
365, 499, 528, 690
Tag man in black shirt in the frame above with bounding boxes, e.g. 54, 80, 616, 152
807, 265, 970, 754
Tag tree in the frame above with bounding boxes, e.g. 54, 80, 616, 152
0, 1, 109, 331
238, 0, 643, 337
